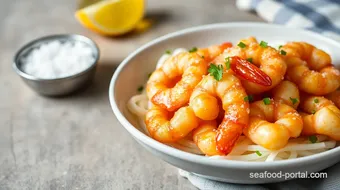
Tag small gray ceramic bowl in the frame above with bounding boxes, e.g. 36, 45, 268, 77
109, 23, 340, 184
13, 34, 99, 96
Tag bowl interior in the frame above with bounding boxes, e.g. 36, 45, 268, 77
111, 23, 340, 168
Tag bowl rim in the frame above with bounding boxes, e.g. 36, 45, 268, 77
13, 34, 100, 82
109, 22, 340, 169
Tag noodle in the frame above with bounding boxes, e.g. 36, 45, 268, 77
288, 151, 298, 159
126, 48, 338, 162
127, 94, 148, 117
266, 151, 279, 162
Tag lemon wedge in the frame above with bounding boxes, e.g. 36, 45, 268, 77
75, 0, 144, 36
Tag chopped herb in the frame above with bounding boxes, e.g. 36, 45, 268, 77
189, 47, 198, 53
147, 73, 152, 78
201, 55, 205, 59
225, 57, 231, 70
280, 50, 287, 55
259, 41, 268, 48
278, 45, 283, 49
290, 97, 299, 105
208, 64, 223, 81
246, 58, 253, 63
244, 95, 254, 102
237, 42, 246, 48
137, 86, 144, 92
312, 110, 316, 114
263, 97, 271, 105
309, 135, 318, 143
314, 98, 319, 103
255, 150, 262, 156
165, 50, 171, 54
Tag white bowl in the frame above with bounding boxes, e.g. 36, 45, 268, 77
109, 23, 340, 184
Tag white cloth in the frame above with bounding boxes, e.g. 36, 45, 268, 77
180, 0, 340, 189
237, 0, 340, 41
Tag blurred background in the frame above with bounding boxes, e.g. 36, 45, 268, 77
1, 0, 263, 66
0, 0, 264, 189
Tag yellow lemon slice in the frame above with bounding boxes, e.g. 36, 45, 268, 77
75, 0, 144, 36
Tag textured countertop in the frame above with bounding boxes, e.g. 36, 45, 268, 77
0, 0, 262, 189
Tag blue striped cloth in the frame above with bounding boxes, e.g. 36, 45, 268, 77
180, 1, 340, 189
237, 0, 340, 41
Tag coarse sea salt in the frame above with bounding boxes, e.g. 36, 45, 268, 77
21, 40, 95, 79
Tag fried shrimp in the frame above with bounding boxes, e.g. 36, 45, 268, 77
281, 42, 340, 95
197, 42, 232, 62
326, 89, 340, 109
243, 100, 303, 150
300, 96, 340, 140
246, 81, 302, 150
192, 120, 224, 156
189, 58, 271, 155
127, 37, 340, 161
220, 37, 287, 94
145, 105, 199, 143
189, 74, 248, 155
146, 52, 207, 111
271, 80, 300, 109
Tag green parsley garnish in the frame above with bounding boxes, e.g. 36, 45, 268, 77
259, 41, 268, 48
280, 50, 287, 55
278, 45, 283, 49
147, 73, 152, 78
137, 86, 144, 92
201, 55, 205, 59
225, 57, 231, 70
255, 150, 262, 156
263, 97, 271, 105
290, 97, 299, 105
246, 58, 253, 63
312, 110, 316, 114
237, 42, 246, 48
314, 98, 319, 103
165, 50, 171, 54
189, 47, 198, 53
309, 135, 318, 143
244, 95, 254, 102
208, 64, 223, 81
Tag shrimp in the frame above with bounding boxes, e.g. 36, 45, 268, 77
145, 105, 199, 143
326, 89, 340, 109
192, 120, 226, 156
197, 42, 232, 62
299, 96, 340, 140
281, 42, 340, 95
243, 100, 303, 150
271, 80, 300, 109
244, 81, 302, 150
218, 37, 287, 94
189, 74, 248, 155
189, 55, 272, 155
146, 52, 207, 111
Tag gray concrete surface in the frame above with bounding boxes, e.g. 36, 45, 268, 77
0, 0, 262, 189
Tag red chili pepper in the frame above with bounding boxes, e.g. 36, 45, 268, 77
230, 56, 272, 86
